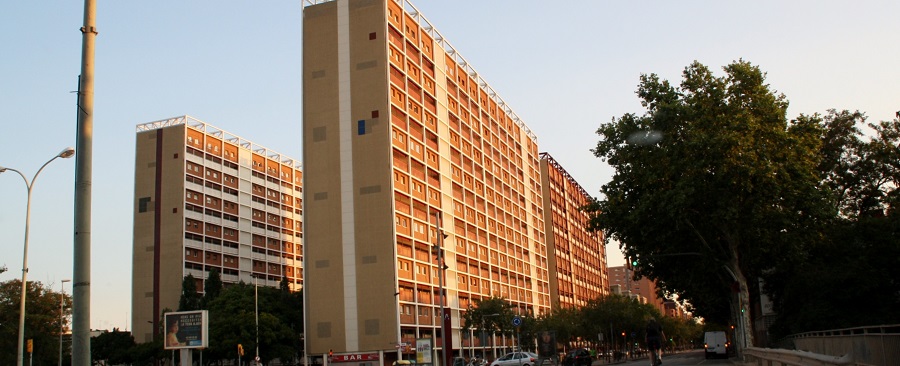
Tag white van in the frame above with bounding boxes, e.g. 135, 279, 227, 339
703, 331, 728, 359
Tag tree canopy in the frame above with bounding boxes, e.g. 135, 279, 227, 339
0, 279, 70, 366
765, 110, 900, 337
587, 59, 900, 345
92, 328, 136, 365
586, 60, 830, 348
463, 295, 702, 356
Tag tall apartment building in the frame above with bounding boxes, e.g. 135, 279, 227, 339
540, 153, 608, 309
303, 0, 549, 361
131, 116, 304, 343
609, 266, 666, 315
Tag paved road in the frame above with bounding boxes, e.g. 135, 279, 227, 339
590, 350, 741, 366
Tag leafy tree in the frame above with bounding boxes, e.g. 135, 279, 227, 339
767, 110, 900, 337
92, 328, 136, 365
178, 273, 201, 311
586, 60, 829, 349
0, 279, 69, 366
203, 279, 303, 364
202, 269, 223, 309
581, 295, 645, 348
461, 297, 514, 357
463, 294, 702, 356
131, 339, 166, 366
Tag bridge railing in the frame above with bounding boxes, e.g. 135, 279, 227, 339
745, 324, 900, 366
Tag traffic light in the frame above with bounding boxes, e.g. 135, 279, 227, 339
27, 339, 33, 353
238, 344, 244, 356
626, 257, 639, 269
329, 349, 333, 357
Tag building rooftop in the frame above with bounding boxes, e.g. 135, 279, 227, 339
136, 115, 302, 170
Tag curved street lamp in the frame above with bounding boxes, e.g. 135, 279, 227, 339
1, 147, 75, 366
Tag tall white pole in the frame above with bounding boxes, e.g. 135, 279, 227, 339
72, 0, 97, 364
16, 168, 35, 366
60, 279, 71, 366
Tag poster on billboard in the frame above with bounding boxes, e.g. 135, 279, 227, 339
164, 310, 208, 349
416, 338, 433, 365
537, 331, 557, 358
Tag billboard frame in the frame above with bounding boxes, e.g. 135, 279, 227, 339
163, 310, 209, 350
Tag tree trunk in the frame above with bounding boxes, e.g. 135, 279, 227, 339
726, 253, 753, 359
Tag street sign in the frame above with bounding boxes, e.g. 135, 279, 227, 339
512, 316, 522, 327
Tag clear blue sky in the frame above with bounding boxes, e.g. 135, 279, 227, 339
1, 1, 898, 331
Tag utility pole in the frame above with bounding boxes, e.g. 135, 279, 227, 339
72, 0, 97, 365
255, 275, 260, 365
433, 211, 449, 366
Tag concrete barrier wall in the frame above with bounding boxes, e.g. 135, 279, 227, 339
745, 347, 855, 366
781, 324, 900, 366
792, 333, 899, 366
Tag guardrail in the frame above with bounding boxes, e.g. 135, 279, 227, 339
744, 347, 858, 366
745, 324, 900, 365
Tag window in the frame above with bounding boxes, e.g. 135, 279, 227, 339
138, 197, 151, 213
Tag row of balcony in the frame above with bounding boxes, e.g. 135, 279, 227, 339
186, 151, 301, 199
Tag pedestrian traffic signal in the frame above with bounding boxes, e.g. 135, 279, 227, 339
27, 339, 33, 353
238, 344, 244, 356
329, 349, 333, 357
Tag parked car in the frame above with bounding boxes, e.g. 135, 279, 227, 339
562, 348, 592, 366
489, 352, 538, 366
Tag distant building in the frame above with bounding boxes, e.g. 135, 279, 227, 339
608, 266, 666, 315
664, 300, 690, 319
131, 116, 303, 343
540, 153, 609, 308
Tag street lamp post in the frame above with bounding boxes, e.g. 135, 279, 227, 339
2, 147, 75, 366
481, 313, 499, 361
60, 279, 71, 366
432, 211, 450, 366
255, 274, 260, 365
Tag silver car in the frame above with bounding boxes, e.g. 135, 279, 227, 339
489, 352, 538, 366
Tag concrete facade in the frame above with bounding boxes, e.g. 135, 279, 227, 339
540, 153, 609, 309
303, 0, 548, 361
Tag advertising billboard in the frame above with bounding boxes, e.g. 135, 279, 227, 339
164, 310, 208, 349
416, 338, 433, 365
